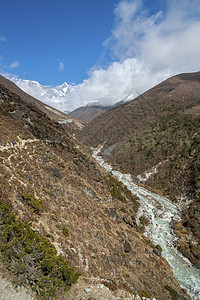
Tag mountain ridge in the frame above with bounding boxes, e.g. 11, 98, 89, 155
77, 71, 200, 269
0, 75, 72, 122
0, 76, 189, 299
69, 100, 127, 122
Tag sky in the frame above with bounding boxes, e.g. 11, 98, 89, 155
1, 0, 200, 111
0, 0, 115, 85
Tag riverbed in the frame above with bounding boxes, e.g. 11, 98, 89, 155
92, 147, 200, 300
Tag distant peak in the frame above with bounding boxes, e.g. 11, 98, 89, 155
58, 82, 69, 88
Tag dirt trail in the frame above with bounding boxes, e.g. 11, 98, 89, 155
0, 138, 39, 152
0, 268, 33, 300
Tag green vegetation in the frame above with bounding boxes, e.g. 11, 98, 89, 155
120, 207, 127, 214
138, 290, 151, 298
164, 285, 178, 299
156, 244, 162, 253
104, 174, 127, 203
62, 226, 69, 237
104, 221, 111, 231
0, 200, 80, 299
104, 174, 138, 209
21, 193, 43, 213
139, 215, 149, 226
0, 107, 10, 116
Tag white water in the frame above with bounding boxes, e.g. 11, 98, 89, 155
92, 147, 200, 300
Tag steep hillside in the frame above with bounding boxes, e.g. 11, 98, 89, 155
0, 75, 71, 122
69, 101, 126, 122
69, 104, 113, 122
77, 71, 200, 268
0, 83, 189, 299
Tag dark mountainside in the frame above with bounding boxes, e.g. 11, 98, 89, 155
0, 75, 71, 122
0, 76, 189, 299
69, 101, 126, 122
77, 71, 200, 269
69, 104, 113, 122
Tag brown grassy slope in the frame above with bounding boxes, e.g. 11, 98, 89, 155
77, 71, 200, 268
0, 84, 189, 299
77, 72, 200, 199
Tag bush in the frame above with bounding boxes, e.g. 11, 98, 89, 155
21, 193, 43, 213
0, 200, 80, 299
62, 226, 69, 237
165, 285, 178, 299
138, 290, 151, 298
156, 244, 162, 253
139, 215, 149, 226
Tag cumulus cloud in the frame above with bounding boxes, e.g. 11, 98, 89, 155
61, 0, 200, 111
108, 0, 200, 73
58, 61, 64, 71
6, 0, 200, 112
9, 61, 19, 69
65, 58, 169, 111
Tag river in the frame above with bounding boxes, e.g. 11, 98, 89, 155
92, 147, 200, 300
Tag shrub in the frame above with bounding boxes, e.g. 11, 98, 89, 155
156, 244, 162, 253
0, 200, 80, 299
21, 193, 43, 213
138, 290, 151, 298
139, 215, 149, 226
164, 285, 178, 299
62, 226, 69, 237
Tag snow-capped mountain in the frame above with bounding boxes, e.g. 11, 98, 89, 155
9, 76, 138, 113
10, 78, 75, 112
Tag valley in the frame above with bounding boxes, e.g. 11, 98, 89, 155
77, 72, 200, 273
92, 147, 200, 299
0, 76, 191, 299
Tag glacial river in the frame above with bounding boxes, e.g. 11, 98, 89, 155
92, 147, 200, 300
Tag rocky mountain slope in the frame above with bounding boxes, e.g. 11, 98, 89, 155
69, 101, 126, 122
9, 77, 75, 113
0, 75, 72, 123
69, 104, 113, 122
77, 71, 200, 269
0, 79, 189, 299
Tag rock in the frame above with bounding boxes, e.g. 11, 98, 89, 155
39, 156, 47, 164
25, 175, 31, 181
84, 186, 100, 201
84, 288, 92, 293
123, 216, 134, 227
153, 248, 161, 256
124, 241, 132, 253
53, 168, 61, 179
105, 256, 116, 264
17, 192, 23, 201
46, 166, 61, 179
106, 208, 117, 221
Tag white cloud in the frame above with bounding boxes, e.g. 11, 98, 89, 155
6, 0, 200, 112
58, 61, 64, 71
9, 61, 19, 69
64, 58, 169, 111
60, 0, 200, 111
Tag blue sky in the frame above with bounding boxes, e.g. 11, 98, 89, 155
0, 0, 117, 85
1, 0, 200, 111
0, 0, 168, 86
